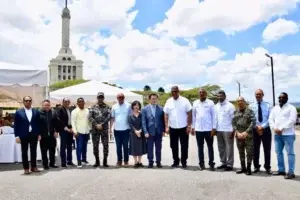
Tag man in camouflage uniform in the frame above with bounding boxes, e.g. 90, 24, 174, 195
88, 92, 111, 167
232, 96, 256, 175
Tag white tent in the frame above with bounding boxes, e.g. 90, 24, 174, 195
50, 80, 143, 105
0, 62, 47, 108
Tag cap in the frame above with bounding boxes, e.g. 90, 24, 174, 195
97, 92, 104, 97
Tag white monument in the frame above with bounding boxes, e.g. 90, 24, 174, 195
48, 0, 83, 85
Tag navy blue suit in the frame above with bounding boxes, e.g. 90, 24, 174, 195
14, 107, 41, 170
142, 104, 165, 164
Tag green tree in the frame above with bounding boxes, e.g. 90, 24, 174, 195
144, 85, 151, 91
157, 87, 165, 93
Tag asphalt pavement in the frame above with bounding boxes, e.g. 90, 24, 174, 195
0, 135, 299, 200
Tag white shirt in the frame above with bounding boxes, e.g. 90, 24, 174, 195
163, 96, 192, 129
215, 100, 235, 132
24, 108, 33, 132
71, 108, 91, 134
192, 99, 215, 131
269, 103, 297, 136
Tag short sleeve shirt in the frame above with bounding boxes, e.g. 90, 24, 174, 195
111, 102, 131, 131
163, 96, 192, 129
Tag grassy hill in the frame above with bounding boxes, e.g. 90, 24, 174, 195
133, 84, 222, 105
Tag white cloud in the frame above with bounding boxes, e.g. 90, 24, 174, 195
150, 0, 300, 37
206, 47, 300, 102
1, 0, 300, 104
262, 18, 299, 43
0, 0, 137, 76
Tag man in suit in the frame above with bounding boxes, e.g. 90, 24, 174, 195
14, 96, 41, 174
39, 100, 59, 170
142, 93, 165, 168
55, 98, 74, 167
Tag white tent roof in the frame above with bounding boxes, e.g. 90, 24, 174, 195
0, 62, 47, 86
50, 80, 143, 104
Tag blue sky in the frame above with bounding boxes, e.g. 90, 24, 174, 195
1, 0, 300, 103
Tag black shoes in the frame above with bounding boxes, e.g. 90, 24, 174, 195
217, 165, 226, 170
236, 168, 246, 174
103, 158, 108, 167
273, 171, 286, 176
284, 173, 295, 179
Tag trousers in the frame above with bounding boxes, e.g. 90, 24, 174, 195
253, 127, 272, 169
114, 129, 130, 162
236, 135, 253, 167
76, 133, 89, 162
196, 131, 214, 167
40, 135, 56, 167
20, 134, 38, 170
169, 127, 189, 165
60, 130, 73, 165
92, 129, 109, 159
147, 133, 162, 163
217, 131, 234, 167
275, 135, 295, 174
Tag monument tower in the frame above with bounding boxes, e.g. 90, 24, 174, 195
48, 0, 83, 84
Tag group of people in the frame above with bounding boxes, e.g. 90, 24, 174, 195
13, 86, 297, 180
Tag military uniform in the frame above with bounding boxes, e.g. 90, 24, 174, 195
232, 108, 255, 174
88, 101, 111, 167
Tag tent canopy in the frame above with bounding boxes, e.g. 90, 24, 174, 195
0, 62, 47, 86
50, 80, 143, 105
0, 62, 47, 107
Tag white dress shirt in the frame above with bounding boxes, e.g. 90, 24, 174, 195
269, 103, 297, 136
163, 96, 192, 129
24, 108, 33, 132
192, 99, 215, 131
215, 100, 235, 132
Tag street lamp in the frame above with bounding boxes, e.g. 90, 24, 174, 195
265, 53, 275, 106
236, 81, 241, 96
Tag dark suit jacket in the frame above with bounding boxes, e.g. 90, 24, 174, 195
141, 104, 165, 136
55, 106, 71, 132
14, 108, 41, 138
39, 109, 56, 137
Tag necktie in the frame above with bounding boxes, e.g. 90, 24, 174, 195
258, 102, 263, 123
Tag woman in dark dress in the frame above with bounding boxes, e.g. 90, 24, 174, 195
128, 101, 147, 168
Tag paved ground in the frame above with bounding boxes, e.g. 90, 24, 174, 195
0, 135, 299, 200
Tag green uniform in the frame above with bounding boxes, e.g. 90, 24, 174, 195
232, 108, 255, 169
88, 103, 111, 162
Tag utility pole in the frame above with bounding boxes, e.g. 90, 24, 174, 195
265, 53, 275, 106
236, 81, 241, 96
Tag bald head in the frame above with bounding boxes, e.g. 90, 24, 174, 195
117, 93, 125, 104
62, 97, 70, 108
237, 96, 246, 109
255, 89, 264, 102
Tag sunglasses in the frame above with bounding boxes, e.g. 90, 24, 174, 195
24, 100, 32, 102
117, 96, 124, 99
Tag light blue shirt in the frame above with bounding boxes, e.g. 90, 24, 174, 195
150, 104, 156, 117
249, 100, 271, 128
111, 102, 131, 131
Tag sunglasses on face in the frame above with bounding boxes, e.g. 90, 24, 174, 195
118, 96, 124, 99
24, 100, 32, 102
